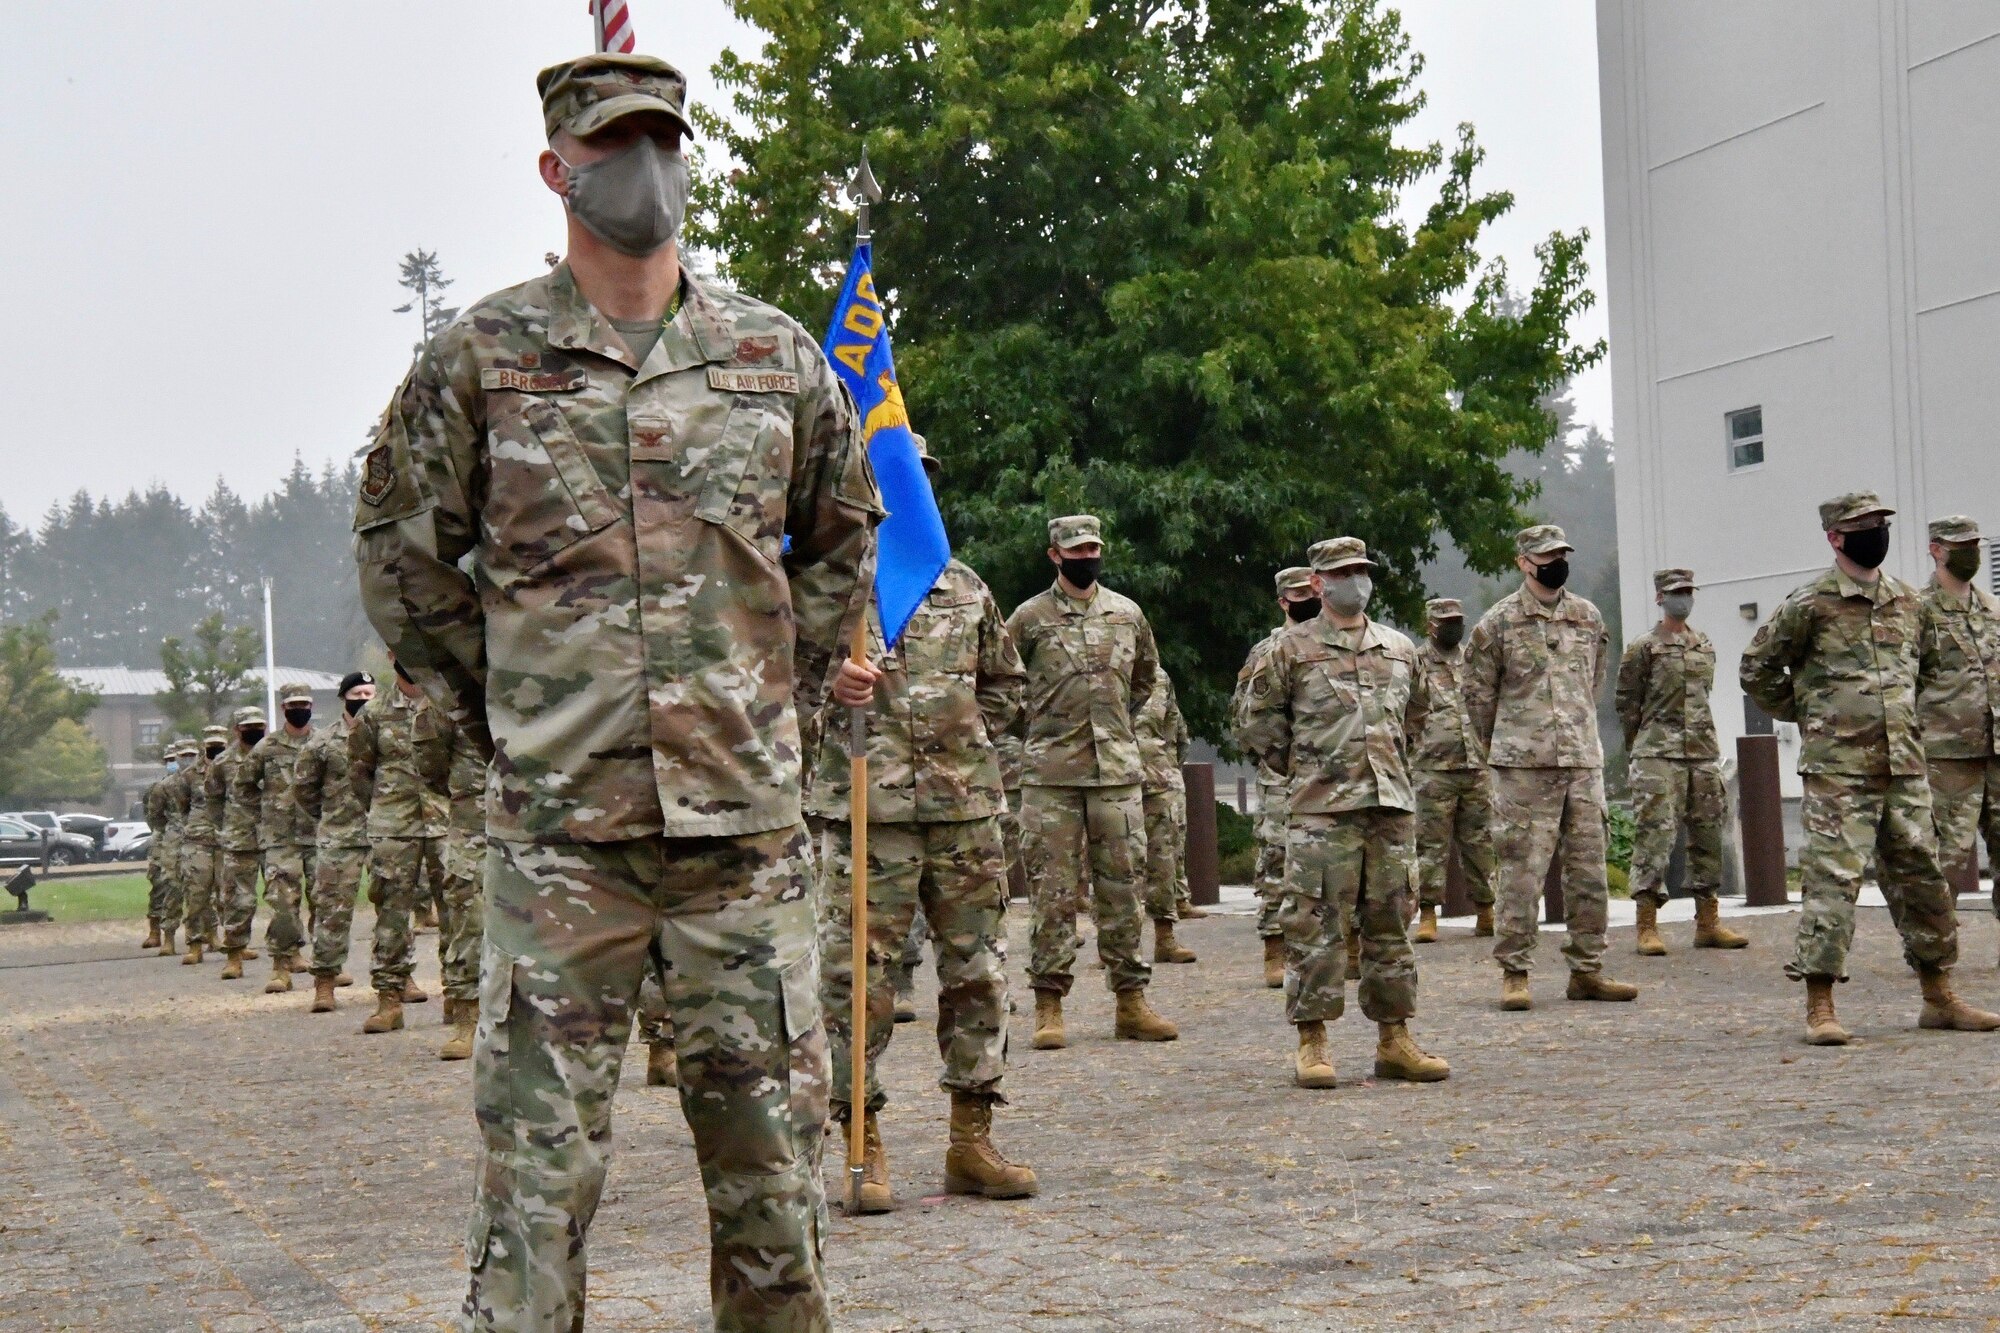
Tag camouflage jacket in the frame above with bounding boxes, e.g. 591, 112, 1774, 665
1135, 671, 1190, 794
1006, 582, 1159, 788
1238, 616, 1420, 815
353, 264, 881, 844
1463, 584, 1609, 770
295, 716, 371, 850
1233, 625, 1291, 795
144, 779, 171, 837
806, 560, 1022, 823
178, 758, 217, 845
236, 727, 314, 849
1916, 579, 2000, 760
208, 744, 260, 854
1739, 566, 1926, 777
347, 691, 450, 840
1409, 641, 1482, 771
1615, 624, 1719, 761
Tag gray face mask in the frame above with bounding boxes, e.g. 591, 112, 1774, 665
558, 137, 690, 257
1662, 592, 1694, 620
1325, 574, 1373, 616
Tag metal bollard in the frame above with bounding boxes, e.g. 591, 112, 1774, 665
1183, 762, 1220, 907
1237, 775, 1249, 814
1736, 735, 1788, 906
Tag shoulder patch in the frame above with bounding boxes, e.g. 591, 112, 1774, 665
709, 366, 800, 395
359, 443, 394, 506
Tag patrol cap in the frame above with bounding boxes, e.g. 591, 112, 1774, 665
1274, 566, 1315, 597
1425, 597, 1464, 620
1653, 568, 1697, 594
1308, 536, 1376, 574
911, 432, 939, 477
278, 682, 315, 705
1049, 515, 1102, 551
1929, 515, 1981, 544
231, 706, 266, 729
537, 54, 695, 143
1515, 524, 1573, 557
1818, 491, 1894, 532
201, 725, 230, 743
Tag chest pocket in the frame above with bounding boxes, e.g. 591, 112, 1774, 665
1686, 644, 1715, 693
1055, 618, 1123, 674
903, 593, 980, 675
692, 372, 799, 564
483, 381, 623, 569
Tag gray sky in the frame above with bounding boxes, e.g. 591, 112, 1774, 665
0, 1, 1604, 523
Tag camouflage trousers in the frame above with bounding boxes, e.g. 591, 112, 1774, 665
368, 836, 444, 995
1928, 757, 2000, 916
1489, 767, 1609, 976
177, 842, 220, 947
890, 908, 928, 994
440, 832, 488, 1004
255, 846, 311, 957
1002, 788, 1024, 902
1022, 783, 1152, 996
309, 845, 368, 978
219, 850, 265, 952
460, 827, 828, 1333
1254, 781, 1288, 938
1628, 757, 1724, 905
1142, 786, 1188, 922
1414, 768, 1493, 909
146, 839, 181, 926
636, 956, 672, 1046
1790, 773, 1957, 982
819, 817, 1010, 1114
1279, 810, 1419, 1025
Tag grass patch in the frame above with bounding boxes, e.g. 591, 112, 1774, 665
35, 873, 153, 923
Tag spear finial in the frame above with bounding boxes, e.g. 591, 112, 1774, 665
848, 146, 883, 245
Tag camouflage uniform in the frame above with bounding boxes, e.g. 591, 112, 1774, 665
237, 685, 318, 961
347, 687, 450, 995
1615, 572, 1724, 904
143, 766, 178, 934
1739, 494, 1958, 982
1411, 599, 1493, 912
295, 708, 371, 979
1234, 566, 1316, 940
806, 559, 1023, 1114
1462, 527, 1613, 977
213, 707, 268, 955
177, 729, 228, 950
1915, 516, 2000, 915
1237, 544, 1421, 1027
352, 52, 880, 1333
439, 712, 489, 1005
1136, 671, 1191, 923
1007, 518, 1161, 999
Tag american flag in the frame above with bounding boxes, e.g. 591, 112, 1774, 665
591, 0, 635, 53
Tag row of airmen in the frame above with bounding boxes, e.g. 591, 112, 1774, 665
139, 663, 490, 1058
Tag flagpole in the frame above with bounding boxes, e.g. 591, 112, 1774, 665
592, 1, 605, 52
844, 146, 883, 1217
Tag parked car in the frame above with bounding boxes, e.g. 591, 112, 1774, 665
0, 818, 51, 867
103, 821, 153, 860
59, 813, 114, 857
0, 812, 94, 866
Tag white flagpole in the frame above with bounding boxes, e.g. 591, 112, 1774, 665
261, 577, 277, 723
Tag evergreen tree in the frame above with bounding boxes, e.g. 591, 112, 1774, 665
0, 614, 98, 797
155, 613, 260, 745
395, 249, 460, 353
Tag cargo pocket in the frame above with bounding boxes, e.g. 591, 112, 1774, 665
778, 950, 830, 1142
463, 1193, 496, 1271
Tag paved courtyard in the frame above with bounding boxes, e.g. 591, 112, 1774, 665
5, 894, 2000, 1331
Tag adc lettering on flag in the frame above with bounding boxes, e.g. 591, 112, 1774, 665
823, 242, 950, 647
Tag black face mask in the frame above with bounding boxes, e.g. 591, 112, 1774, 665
1946, 545, 1983, 582
284, 706, 313, 728
1841, 524, 1891, 570
1285, 598, 1321, 623
205, 743, 225, 759
344, 696, 367, 717
1432, 621, 1465, 649
1531, 557, 1571, 591
240, 727, 265, 748
1058, 556, 1102, 590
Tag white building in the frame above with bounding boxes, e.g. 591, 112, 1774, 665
1597, 1, 2000, 795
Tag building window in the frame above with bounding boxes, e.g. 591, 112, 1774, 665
1726, 406, 1764, 471
138, 720, 163, 749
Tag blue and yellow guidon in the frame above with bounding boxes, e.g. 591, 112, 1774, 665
823, 243, 950, 648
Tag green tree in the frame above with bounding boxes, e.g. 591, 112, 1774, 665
395, 249, 459, 353
0, 613, 98, 796
6, 718, 110, 805
696, 0, 1600, 739
155, 613, 260, 745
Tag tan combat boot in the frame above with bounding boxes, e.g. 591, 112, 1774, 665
1473, 906, 1495, 938
1114, 989, 1179, 1041
1345, 935, 1361, 981
1153, 919, 1197, 964
1692, 896, 1748, 949
944, 1092, 1038, 1198
1293, 1020, 1336, 1088
1803, 977, 1848, 1045
263, 956, 293, 994
1262, 935, 1285, 989
1634, 899, 1667, 956
181, 941, 205, 966
157, 927, 177, 958
311, 975, 338, 1013
142, 919, 162, 951
439, 998, 476, 1061
239, 948, 260, 961
219, 949, 246, 981
1500, 970, 1531, 1011
402, 979, 428, 1004
1567, 970, 1639, 1002
646, 1040, 678, 1087
1032, 990, 1067, 1050
839, 1110, 894, 1214
362, 990, 404, 1034
1374, 1022, 1450, 1081
288, 951, 311, 974
1918, 968, 2000, 1032
1179, 900, 1209, 921
1411, 906, 1438, 944
893, 984, 918, 1024
335, 971, 354, 987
